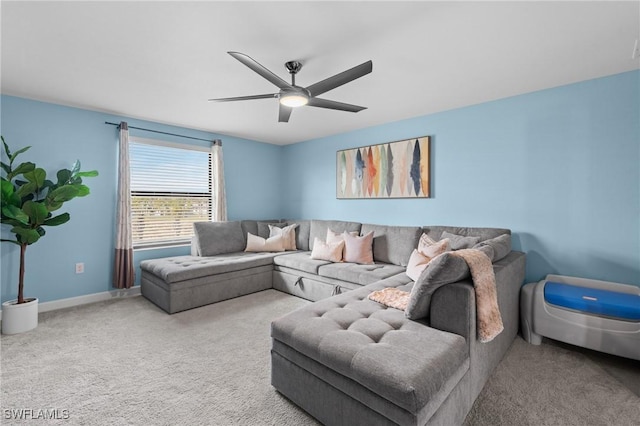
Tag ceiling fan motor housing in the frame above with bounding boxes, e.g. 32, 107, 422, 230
285, 60, 303, 74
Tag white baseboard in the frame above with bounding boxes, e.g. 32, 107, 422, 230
0, 286, 141, 321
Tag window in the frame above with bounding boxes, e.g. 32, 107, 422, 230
129, 137, 211, 249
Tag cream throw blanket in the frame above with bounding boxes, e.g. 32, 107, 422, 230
368, 248, 504, 343
451, 249, 504, 343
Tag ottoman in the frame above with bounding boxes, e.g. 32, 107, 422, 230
271, 283, 471, 425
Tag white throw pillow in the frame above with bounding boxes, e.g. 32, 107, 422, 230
325, 228, 359, 260
406, 250, 431, 281
418, 232, 438, 250
269, 223, 298, 251
245, 232, 285, 252
342, 231, 374, 265
407, 237, 451, 281
419, 237, 451, 259
310, 238, 345, 262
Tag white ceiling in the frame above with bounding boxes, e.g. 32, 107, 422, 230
2, 1, 639, 145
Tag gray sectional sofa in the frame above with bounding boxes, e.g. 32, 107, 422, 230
140, 219, 526, 426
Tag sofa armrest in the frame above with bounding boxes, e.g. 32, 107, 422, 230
429, 281, 475, 342
429, 251, 526, 345
191, 236, 201, 256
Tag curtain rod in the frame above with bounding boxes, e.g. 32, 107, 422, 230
104, 121, 221, 145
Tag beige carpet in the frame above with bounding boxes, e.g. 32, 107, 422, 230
2, 290, 639, 425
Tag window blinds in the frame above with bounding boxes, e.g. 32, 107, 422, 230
129, 139, 212, 248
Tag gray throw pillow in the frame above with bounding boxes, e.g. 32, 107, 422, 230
441, 231, 480, 250
473, 234, 511, 262
405, 252, 470, 320
474, 244, 495, 260
194, 221, 245, 256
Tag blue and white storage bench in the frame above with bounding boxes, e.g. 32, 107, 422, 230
521, 274, 640, 360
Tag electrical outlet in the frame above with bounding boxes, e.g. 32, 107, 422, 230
75, 263, 84, 274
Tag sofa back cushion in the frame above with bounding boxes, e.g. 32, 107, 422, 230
473, 233, 512, 262
240, 220, 259, 243
193, 221, 245, 256
361, 223, 422, 266
283, 219, 311, 251
240, 220, 282, 245
422, 226, 510, 244
309, 220, 362, 250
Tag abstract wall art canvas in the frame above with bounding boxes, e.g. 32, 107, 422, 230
337, 136, 430, 199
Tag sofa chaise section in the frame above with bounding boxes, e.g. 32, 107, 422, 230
141, 220, 286, 314
271, 248, 526, 426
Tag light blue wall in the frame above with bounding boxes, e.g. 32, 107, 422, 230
0, 95, 283, 303
2, 70, 638, 305
281, 71, 640, 286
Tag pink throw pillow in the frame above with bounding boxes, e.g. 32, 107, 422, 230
342, 231, 374, 265
310, 238, 345, 262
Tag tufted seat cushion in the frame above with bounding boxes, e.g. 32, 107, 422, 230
140, 252, 283, 284
272, 252, 331, 274
271, 285, 469, 415
317, 262, 406, 286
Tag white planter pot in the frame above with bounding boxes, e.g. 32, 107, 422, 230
2, 298, 38, 335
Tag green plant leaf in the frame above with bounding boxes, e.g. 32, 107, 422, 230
1, 205, 29, 224
0, 182, 21, 209
0, 238, 21, 246
16, 181, 37, 199
56, 169, 72, 185
48, 185, 80, 203
23, 168, 46, 188
10, 146, 31, 162
1, 178, 14, 199
77, 170, 99, 177
11, 226, 41, 245
44, 212, 70, 226
42, 179, 55, 194
74, 184, 90, 197
0, 217, 22, 227
23, 200, 49, 226
2, 136, 11, 159
71, 160, 80, 176
10, 162, 36, 179
1, 161, 10, 175
46, 200, 63, 212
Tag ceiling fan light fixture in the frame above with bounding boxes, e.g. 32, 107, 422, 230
279, 92, 309, 107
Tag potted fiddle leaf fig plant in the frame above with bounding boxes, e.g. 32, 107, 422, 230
0, 136, 98, 334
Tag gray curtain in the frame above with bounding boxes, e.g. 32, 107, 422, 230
211, 140, 227, 221
113, 122, 134, 288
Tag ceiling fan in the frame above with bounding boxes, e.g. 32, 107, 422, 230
209, 52, 373, 123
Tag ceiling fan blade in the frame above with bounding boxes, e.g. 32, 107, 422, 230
208, 94, 277, 102
228, 51, 292, 90
306, 60, 372, 97
307, 97, 367, 112
278, 104, 292, 123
